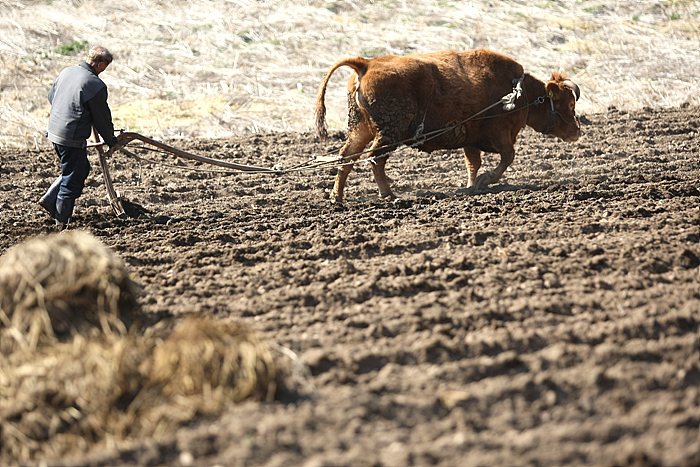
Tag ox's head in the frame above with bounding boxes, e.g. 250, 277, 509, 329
544, 73, 581, 142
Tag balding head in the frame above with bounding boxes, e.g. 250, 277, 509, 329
87, 46, 113, 66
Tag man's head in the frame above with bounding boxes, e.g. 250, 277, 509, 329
86, 46, 113, 75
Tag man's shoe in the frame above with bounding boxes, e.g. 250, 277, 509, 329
39, 176, 62, 219
38, 198, 56, 218
55, 197, 75, 227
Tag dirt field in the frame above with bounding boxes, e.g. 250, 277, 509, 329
1, 103, 699, 466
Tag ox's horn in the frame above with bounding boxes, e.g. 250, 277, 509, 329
562, 80, 580, 101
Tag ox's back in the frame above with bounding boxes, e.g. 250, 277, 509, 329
316, 49, 526, 145
358, 49, 524, 111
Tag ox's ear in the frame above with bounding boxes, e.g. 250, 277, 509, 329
545, 81, 560, 100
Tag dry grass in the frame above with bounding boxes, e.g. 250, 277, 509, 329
150, 316, 277, 404
1, 0, 698, 149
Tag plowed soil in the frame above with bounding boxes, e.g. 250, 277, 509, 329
1, 105, 700, 467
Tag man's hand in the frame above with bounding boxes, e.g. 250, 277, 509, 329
105, 132, 125, 148
103, 132, 130, 157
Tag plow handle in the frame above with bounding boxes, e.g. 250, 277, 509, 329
92, 128, 126, 217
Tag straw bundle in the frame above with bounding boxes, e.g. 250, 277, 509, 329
0, 230, 139, 354
0, 335, 147, 465
0, 317, 279, 466
150, 317, 277, 403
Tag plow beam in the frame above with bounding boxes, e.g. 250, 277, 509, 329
89, 131, 283, 217
104, 132, 281, 173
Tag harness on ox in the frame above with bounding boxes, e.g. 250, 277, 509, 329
413, 74, 525, 145
539, 91, 580, 136
407, 74, 581, 156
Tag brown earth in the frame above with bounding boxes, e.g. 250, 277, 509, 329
1, 105, 700, 467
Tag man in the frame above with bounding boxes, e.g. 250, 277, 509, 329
39, 45, 122, 229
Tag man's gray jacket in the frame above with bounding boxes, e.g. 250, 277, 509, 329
47, 61, 116, 148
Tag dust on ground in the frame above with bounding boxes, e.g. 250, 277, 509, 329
1, 105, 699, 466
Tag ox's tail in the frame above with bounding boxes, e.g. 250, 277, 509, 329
315, 57, 369, 142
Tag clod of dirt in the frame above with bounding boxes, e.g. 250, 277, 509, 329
678, 249, 700, 269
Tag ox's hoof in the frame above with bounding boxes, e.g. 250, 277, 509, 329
329, 195, 346, 209
473, 171, 495, 191
329, 192, 344, 204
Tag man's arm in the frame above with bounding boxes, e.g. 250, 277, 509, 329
48, 81, 56, 104
85, 87, 117, 146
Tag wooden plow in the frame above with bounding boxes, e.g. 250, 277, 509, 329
90, 130, 283, 217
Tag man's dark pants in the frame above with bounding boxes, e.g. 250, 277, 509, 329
41, 143, 90, 224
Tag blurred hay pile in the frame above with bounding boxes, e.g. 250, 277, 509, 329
151, 317, 276, 405
0, 231, 278, 466
0, 230, 139, 353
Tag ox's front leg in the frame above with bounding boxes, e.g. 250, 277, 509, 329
463, 147, 482, 188
473, 148, 515, 191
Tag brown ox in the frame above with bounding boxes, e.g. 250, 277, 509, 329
315, 49, 581, 203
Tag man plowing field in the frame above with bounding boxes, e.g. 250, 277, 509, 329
39, 45, 126, 230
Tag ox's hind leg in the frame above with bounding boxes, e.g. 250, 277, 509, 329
369, 153, 393, 199
332, 121, 374, 203
367, 135, 400, 199
463, 147, 482, 188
